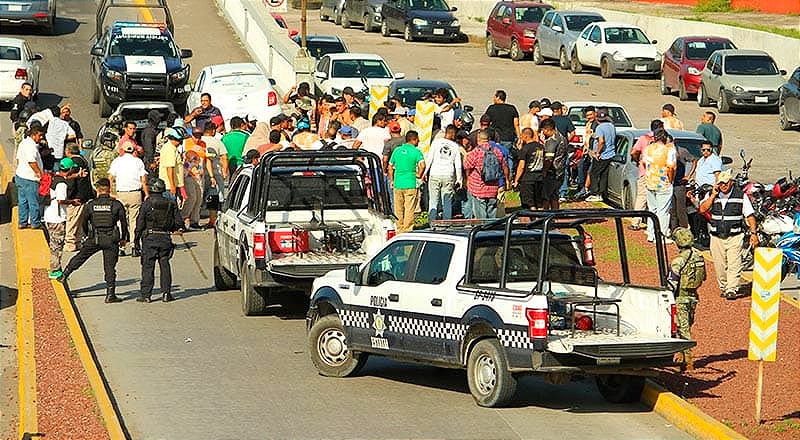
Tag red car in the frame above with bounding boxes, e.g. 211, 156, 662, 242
485, 1, 552, 61
661, 36, 736, 100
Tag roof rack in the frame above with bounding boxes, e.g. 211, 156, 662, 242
428, 219, 496, 230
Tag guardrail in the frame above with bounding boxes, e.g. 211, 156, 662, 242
215, 0, 315, 95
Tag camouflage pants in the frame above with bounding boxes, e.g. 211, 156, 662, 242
46, 222, 66, 272
14, 126, 26, 151
676, 290, 698, 356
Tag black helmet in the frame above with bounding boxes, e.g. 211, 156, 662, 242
148, 178, 166, 193
100, 131, 118, 146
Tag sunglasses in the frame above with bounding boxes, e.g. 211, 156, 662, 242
701, 148, 712, 152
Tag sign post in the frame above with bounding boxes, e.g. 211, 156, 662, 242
747, 247, 782, 423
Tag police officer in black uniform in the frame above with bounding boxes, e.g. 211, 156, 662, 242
134, 178, 182, 303
58, 178, 128, 303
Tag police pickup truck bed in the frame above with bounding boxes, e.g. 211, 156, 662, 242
306, 209, 694, 407
213, 150, 396, 315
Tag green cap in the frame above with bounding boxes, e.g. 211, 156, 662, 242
59, 157, 75, 171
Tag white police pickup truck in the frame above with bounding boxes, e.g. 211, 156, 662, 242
213, 150, 396, 315
307, 209, 694, 407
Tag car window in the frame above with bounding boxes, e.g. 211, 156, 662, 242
541, 11, 553, 27
603, 27, 650, 44
685, 40, 736, 60
209, 73, 268, 93
668, 39, 682, 59
109, 31, 177, 57
514, 6, 547, 23
492, 4, 505, 19
412, 242, 454, 284
305, 40, 347, 59
564, 14, 603, 31
332, 59, 391, 79
501, 5, 511, 19
395, 86, 456, 107
470, 235, 580, 285
223, 174, 249, 211
579, 26, 593, 40
723, 55, 779, 76
674, 137, 704, 158
614, 135, 629, 159
0, 45, 21, 61
266, 169, 368, 211
408, 0, 450, 11
195, 71, 206, 91
367, 241, 418, 285
588, 26, 601, 43
705, 54, 717, 71
567, 106, 632, 128
24, 43, 34, 61
317, 56, 330, 73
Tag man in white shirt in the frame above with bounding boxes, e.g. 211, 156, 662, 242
27, 106, 55, 128
44, 106, 76, 166
425, 125, 463, 220
353, 114, 390, 157
15, 124, 45, 228
433, 88, 460, 129
44, 158, 79, 278
108, 141, 149, 256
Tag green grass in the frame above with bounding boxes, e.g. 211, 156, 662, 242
683, 16, 800, 39
470, 16, 485, 23
693, 0, 732, 13
585, 221, 658, 267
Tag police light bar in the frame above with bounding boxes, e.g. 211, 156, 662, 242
113, 21, 167, 28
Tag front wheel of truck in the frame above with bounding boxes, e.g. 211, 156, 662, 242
595, 374, 646, 403
309, 314, 368, 377
466, 339, 517, 407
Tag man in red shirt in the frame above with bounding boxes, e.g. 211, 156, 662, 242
464, 130, 509, 219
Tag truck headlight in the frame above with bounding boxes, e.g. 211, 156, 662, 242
170, 67, 189, 83
523, 29, 535, 38
687, 66, 701, 76
451, 19, 460, 27
373, 5, 381, 13
331, 87, 342, 96
732, 85, 744, 94
412, 18, 428, 26
612, 52, 626, 62
104, 69, 122, 82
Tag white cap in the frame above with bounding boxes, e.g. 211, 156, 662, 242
536, 108, 553, 117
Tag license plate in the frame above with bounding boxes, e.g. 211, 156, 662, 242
596, 357, 621, 365
433, 28, 444, 35
754, 96, 768, 103
634, 64, 647, 72
8, 4, 23, 11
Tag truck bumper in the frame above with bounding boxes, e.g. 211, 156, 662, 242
259, 263, 353, 291
101, 77, 189, 106
609, 58, 661, 75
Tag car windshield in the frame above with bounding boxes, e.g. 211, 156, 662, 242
109, 33, 177, 57
685, 40, 735, 60
395, 86, 456, 106
564, 14, 603, 31
724, 55, 779, 75
306, 41, 347, 59
408, 0, 450, 11
208, 73, 268, 93
603, 27, 650, 44
266, 169, 368, 210
331, 59, 391, 79
0, 45, 21, 61
567, 106, 633, 128
514, 7, 548, 23
674, 137, 704, 158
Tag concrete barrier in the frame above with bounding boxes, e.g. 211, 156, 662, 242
215, 0, 314, 94
449, 0, 800, 73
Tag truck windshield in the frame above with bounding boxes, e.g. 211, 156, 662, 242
110, 34, 177, 57
265, 169, 369, 211
471, 235, 581, 284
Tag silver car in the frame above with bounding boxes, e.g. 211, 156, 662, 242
0, 0, 56, 34
606, 129, 706, 210
697, 49, 787, 113
533, 10, 604, 69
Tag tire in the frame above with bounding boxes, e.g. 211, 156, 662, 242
600, 57, 612, 78
99, 92, 112, 118
779, 102, 793, 130
532, 42, 544, 65
659, 73, 670, 95
717, 89, 730, 113
364, 14, 374, 32
466, 339, 517, 407
320, 8, 329, 21
92, 82, 99, 104
308, 314, 368, 377
334, 9, 342, 25
240, 264, 266, 316
380, 20, 391, 37
697, 83, 710, 107
595, 374, 645, 404
678, 79, 689, 101
558, 47, 569, 70
404, 24, 415, 42
213, 239, 237, 290
570, 51, 583, 74
485, 35, 498, 57
509, 39, 524, 61
622, 185, 633, 210
341, 10, 351, 28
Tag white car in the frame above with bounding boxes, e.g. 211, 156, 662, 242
313, 53, 404, 97
563, 101, 635, 147
0, 37, 42, 102
570, 22, 661, 78
186, 63, 282, 130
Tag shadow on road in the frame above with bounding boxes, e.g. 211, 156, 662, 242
0, 285, 17, 311
693, 349, 748, 370
0, 16, 81, 37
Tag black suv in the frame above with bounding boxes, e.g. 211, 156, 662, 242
340, 0, 386, 32
90, 21, 192, 117
380, 0, 461, 42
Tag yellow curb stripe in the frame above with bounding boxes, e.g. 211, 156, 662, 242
12, 215, 38, 440
642, 381, 747, 440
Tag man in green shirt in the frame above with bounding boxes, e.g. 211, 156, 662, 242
389, 130, 425, 234
695, 111, 723, 154
222, 116, 251, 177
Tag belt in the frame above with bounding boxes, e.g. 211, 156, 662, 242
117, 189, 141, 192
710, 232, 741, 239
146, 229, 171, 235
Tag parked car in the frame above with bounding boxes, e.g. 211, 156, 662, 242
779, 66, 800, 130
660, 36, 736, 101
271, 13, 298, 37
388, 78, 461, 115
533, 10, 604, 69
0, 37, 42, 102
570, 22, 661, 78
380, 0, 461, 43
340, 0, 386, 32
0, 0, 56, 34
314, 53, 404, 97
563, 101, 634, 147
94, 101, 174, 147
319, 0, 346, 24
293, 35, 348, 60
697, 49, 786, 113
607, 129, 705, 209
485, 1, 552, 61
187, 63, 282, 129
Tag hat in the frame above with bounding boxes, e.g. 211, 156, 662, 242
408, 109, 416, 116
297, 96, 314, 111
165, 128, 183, 141
480, 114, 491, 124
297, 118, 311, 130
539, 97, 552, 108
121, 140, 136, 153
387, 120, 401, 133
596, 109, 611, 121
536, 108, 553, 117
390, 107, 407, 116
59, 157, 75, 171
339, 125, 354, 136
672, 227, 694, 248
550, 101, 563, 110
246, 113, 259, 122
717, 169, 733, 183
270, 116, 282, 126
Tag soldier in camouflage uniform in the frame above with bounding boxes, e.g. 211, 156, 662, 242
670, 227, 706, 371
91, 131, 119, 190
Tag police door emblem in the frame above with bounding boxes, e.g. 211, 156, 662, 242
372, 310, 387, 337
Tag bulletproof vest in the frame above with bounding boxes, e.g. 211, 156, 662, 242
92, 147, 117, 187
678, 249, 707, 290
709, 187, 744, 238
90, 197, 115, 231
145, 196, 174, 232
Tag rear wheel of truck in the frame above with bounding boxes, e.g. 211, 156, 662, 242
213, 239, 237, 290
309, 314, 368, 377
595, 374, 645, 403
240, 265, 266, 316
467, 339, 517, 407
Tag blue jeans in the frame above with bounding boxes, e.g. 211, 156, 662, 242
559, 162, 569, 197
16, 176, 41, 227
384, 174, 394, 210
163, 191, 177, 201
427, 176, 455, 220
646, 188, 673, 241
472, 195, 498, 219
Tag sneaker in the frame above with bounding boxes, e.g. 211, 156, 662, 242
628, 224, 643, 231
574, 189, 588, 199
585, 195, 603, 202
559, 197, 567, 203
48, 270, 63, 279
664, 238, 674, 244
56, 272, 69, 284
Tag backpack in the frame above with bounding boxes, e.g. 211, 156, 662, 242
551, 134, 569, 177
678, 249, 707, 290
479, 144, 503, 183
91, 146, 117, 188
38, 172, 52, 196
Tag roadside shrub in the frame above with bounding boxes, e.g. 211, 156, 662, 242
694, 0, 732, 13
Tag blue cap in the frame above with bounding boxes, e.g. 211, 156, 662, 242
165, 128, 184, 140
338, 125, 353, 136
297, 118, 311, 130
408, 109, 416, 116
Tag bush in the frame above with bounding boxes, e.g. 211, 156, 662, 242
694, 0, 732, 13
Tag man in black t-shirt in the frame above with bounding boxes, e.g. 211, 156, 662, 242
513, 128, 544, 209
64, 143, 94, 252
484, 90, 519, 148
550, 102, 576, 199
540, 118, 567, 210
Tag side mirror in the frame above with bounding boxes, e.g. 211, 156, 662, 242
289, 29, 299, 38
739, 149, 746, 159
780, 69, 787, 76
394, 72, 405, 79
90, 47, 103, 57
721, 156, 733, 165
314, 71, 328, 79
180, 49, 193, 59
552, 25, 563, 33
463, 104, 473, 112
268, 78, 277, 86
31, 53, 43, 61
502, 17, 511, 25
345, 264, 361, 284
83, 139, 94, 149
451, 6, 457, 11
651, 39, 657, 44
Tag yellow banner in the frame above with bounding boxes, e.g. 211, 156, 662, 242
415, 101, 436, 153
368, 86, 389, 120
748, 248, 782, 361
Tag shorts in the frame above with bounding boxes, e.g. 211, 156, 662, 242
541, 175, 561, 201
519, 179, 542, 209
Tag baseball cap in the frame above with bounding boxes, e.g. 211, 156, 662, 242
717, 169, 733, 183
390, 107, 407, 116
596, 108, 611, 121
339, 125, 354, 136
246, 113, 259, 122
297, 118, 311, 130
387, 120, 401, 133
550, 101, 563, 111
480, 114, 491, 124
270, 116, 282, 126
539, 97, 552, 108
165, 128, 183, 141
121, 140, 136, 153
59, 157, 75, 171
536, 108, 553, 117
408, 109, 416, 116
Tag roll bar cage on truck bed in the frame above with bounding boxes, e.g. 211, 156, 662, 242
96, 0, 174, 36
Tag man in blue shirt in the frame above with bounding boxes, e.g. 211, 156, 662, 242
691, 140, 722, 187
586, 107, 616, 202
